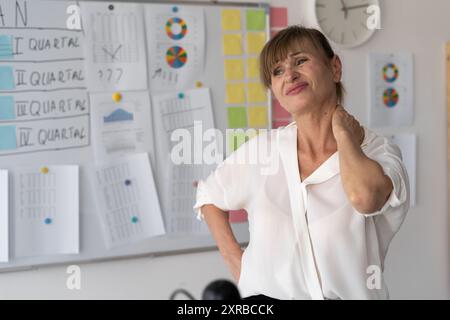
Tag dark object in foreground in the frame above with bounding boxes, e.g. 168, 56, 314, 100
202, 279, 241, 300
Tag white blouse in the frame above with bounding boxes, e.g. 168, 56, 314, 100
193, 122, 409, 300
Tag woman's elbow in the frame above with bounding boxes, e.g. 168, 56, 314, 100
348, 188, 388, 214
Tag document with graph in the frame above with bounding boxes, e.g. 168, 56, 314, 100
81, 2, 148, 91
14, 165, 79, 257
91, 153, 165, 249
89, 91, 154, 163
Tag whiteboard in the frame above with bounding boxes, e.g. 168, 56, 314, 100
0, 0, 271, 272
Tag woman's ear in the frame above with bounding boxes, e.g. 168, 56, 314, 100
331, 55, 342, 83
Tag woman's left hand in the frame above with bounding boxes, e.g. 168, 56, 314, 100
331, 105, 365, 145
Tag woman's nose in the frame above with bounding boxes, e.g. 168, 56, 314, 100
284, 67, 300, 82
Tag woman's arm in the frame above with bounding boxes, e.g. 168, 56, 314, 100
201, 204, 243, 282
332, 106, 393, 214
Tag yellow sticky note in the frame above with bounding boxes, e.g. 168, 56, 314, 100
247, 57, 260, 79
223, 34, 243, 56
248, 82, 267, 103
247, 32, 266, 54
224, 59, 244, 80
248, 106, 268, 128
222, 9, 241, 31
226, 83, 246, 104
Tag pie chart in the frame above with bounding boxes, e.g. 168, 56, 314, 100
166, 46, 188, 69
166, 17, 188, 40
383, 63, 399, 83
383, 88, 399, 108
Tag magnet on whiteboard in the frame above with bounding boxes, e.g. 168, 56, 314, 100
196, 81, 203, 88
40, 167, 49, 174
178, 92, 184, 99
112, 92, 122, 102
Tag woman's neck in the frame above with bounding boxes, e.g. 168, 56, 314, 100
293, 102, 338, 156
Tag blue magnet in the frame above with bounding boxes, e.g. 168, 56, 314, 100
131, 216, 139, 224
44, 218, 52, 225
125, 179, 131, 186
178, 92, 184, 99
172, 6, 178, 13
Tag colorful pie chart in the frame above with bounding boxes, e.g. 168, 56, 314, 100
166, 17, 188, 40
166, 46, 188, 69
383, 88, 399, 108
383, 63, 399, 83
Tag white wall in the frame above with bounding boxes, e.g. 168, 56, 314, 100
0, 0, 448, 299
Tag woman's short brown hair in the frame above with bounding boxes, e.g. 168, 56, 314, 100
260, 25, 345, 104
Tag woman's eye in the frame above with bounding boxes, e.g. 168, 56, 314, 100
296, 58, 307, 65
273, 68, 283, 76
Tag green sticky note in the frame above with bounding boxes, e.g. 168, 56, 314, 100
228, 131, 247, 152
227, 107, 247, 128
246, 9, 266, 31
227, 129, 258, 153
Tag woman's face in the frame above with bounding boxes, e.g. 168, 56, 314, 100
270, 41, 341, 116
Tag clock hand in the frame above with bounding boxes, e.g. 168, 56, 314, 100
343, 4, 371, 11
340, 0, 348, 19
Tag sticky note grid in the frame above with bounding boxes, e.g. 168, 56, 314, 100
221, 8, 269, 147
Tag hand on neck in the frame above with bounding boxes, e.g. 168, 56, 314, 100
294, 101, 338, 156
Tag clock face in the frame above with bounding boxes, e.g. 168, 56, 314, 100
315, 0, 380, 47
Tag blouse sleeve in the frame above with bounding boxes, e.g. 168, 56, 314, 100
193, 136, 259, 221
360, 133, 410, 218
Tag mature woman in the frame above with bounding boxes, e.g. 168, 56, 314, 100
194, 26, 409, 300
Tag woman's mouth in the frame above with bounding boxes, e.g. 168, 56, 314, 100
285, 82, 308, 96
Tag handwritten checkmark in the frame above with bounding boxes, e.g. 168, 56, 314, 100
102, 45, 122, 61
